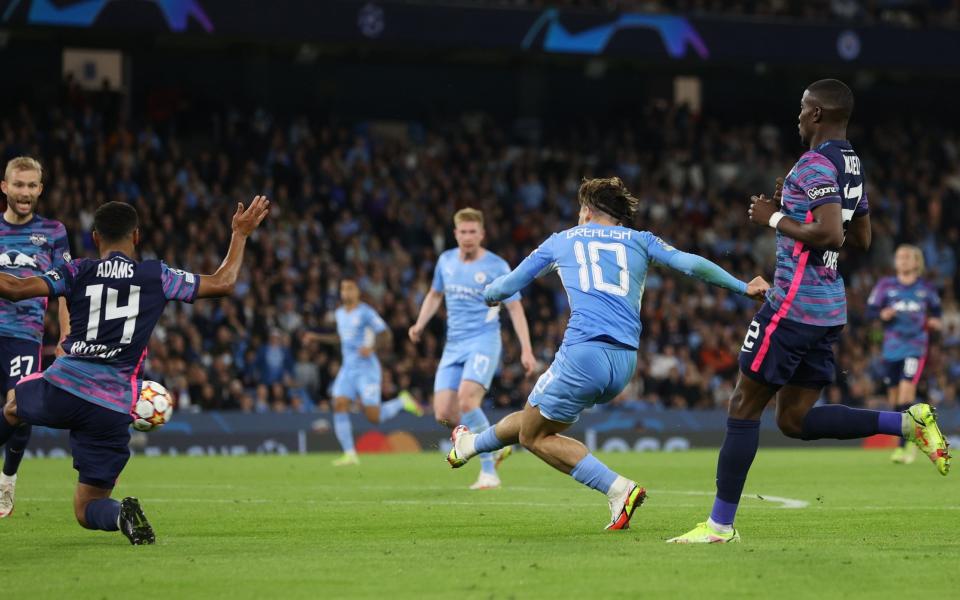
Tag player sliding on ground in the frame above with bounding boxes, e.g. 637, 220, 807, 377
668, 79, 950, 545
446, 177, 768, 530
0, 197, 269, 544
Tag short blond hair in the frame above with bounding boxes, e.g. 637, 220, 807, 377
453, 207, 484, 228
4, 156, 43, 182
896, 244, 925, 276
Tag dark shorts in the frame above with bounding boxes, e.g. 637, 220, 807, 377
0, 336, 42, 395
738, 303, 843, 389
882, 356, 925, 387
14, 375, 132, 489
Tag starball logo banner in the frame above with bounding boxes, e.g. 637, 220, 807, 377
2, 0, 213, 32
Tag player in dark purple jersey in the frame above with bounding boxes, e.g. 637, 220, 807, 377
0, 157, 72, 519
0, 197, 269, 544
670, 79, 950, 544
867, 245, 942, 464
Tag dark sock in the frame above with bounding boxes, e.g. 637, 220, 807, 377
801, 405, 901, 440
0, 417, 17, 448
84, 498, 121, 531
710, 418, 760, 525
895, 404, 911, 447
3, 424, 31, 476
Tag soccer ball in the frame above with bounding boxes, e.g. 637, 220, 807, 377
132, 380, 175, 432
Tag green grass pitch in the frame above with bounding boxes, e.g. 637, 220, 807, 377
2, 448, 957, 599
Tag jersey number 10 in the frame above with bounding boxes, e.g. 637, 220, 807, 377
84, 284, 141, 344
573, 241, 629, 296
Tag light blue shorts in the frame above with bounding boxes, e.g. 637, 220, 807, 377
529, 341, 637, 424
332, 366, 382, 407
434, 332, 502, 392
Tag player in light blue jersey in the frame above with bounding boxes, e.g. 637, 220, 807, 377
867, 245, 942, 464
446, 177, 768, 529
0, 157, 71, 519
304, 278, 422, 466
409, 208, 536, 490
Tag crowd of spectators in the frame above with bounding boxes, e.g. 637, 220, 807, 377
412, 0, 960, 28
3, 81, 959, 415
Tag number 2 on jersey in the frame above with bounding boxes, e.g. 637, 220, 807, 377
573, 241, 629, 296
84, 284, 141, 344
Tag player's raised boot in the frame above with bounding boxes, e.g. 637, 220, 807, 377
494, 445, 513, 470
119, 497, 156, 545
332, 450, 360, 467
904, 403, 951, 475
446, 425, 476, 468
605, 484, 646, 531
469, 471, 501, 490
0, 473, 16, 518
398, 390, 424, 417
666, 521, 740, 544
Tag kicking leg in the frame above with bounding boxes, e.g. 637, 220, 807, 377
447, 410, 524, 467
516, 402, 644, 530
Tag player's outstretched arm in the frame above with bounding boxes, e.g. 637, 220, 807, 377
646, 237, 767, 300
0, 273, 52, 301
483, 240, 555, 306
302, 331, 340, 346
197, 196, 270, 299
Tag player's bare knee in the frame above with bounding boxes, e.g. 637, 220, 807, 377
74, 500, 91, 528
776, 411, 804, 439
435, 411, 457, 428
3, 393, 18, 424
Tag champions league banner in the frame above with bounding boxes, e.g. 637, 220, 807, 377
21, 409, 960, 458
3, 0, 959, 67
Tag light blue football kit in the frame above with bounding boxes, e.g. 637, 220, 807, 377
484, 222, 749, 423
431, 249, 520, 392
331, 303, 388, 407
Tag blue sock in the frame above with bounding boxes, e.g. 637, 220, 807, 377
379, 398, 404, 423
801, 405, 899, 440
570, 454, 618, 494
461, 408, 495, 475
84, 498, 120, 531
333, 413, 355, 453
895, 404, 911, 446
0, 417, 18, 447
474, 426, 506, 454
2, 424, 31, 476
710, 418, 760, 526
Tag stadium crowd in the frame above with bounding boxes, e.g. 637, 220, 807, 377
413, 0, 960, 27
2, 83, 959, 414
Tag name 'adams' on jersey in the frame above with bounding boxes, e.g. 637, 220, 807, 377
39, 252, 199, 414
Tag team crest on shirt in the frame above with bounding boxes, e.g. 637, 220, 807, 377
474, 272, 487, 284
30, 233, 47, 246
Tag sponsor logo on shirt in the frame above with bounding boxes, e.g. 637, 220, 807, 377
807, 184, 839, 200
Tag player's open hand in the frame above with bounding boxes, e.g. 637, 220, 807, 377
233, 195, 270, 237
748, 193, 777, 226
521, 350, 537, 376
358, 346, 374, 358
880, 307, 896, 321
745, 276, 770, 301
